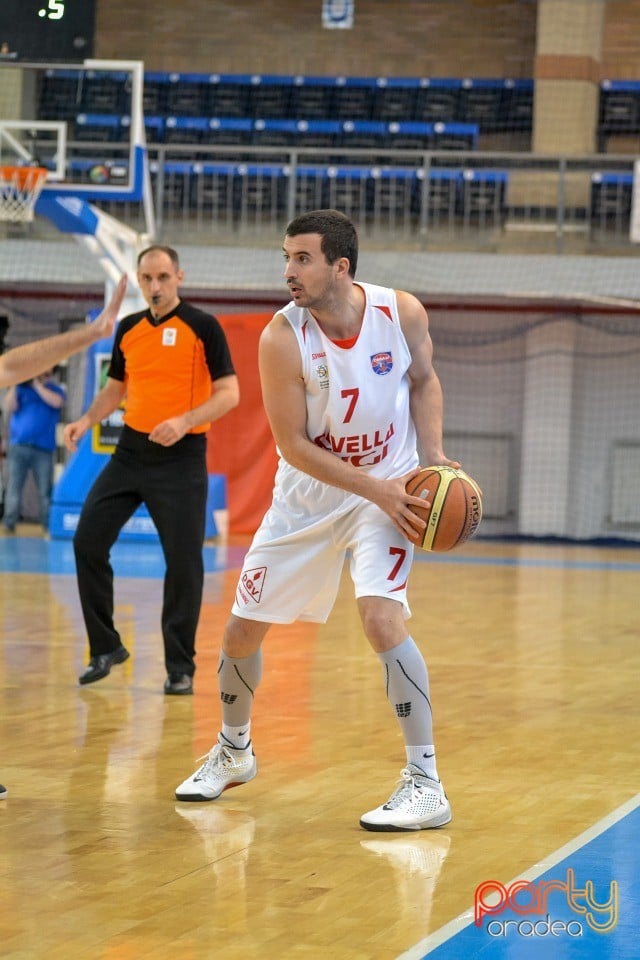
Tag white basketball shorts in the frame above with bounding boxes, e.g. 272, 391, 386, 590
232, 497, 414, 624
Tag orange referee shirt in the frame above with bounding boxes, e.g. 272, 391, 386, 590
108, 301, 235, 435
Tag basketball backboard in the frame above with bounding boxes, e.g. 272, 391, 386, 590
0, 58, 146, 202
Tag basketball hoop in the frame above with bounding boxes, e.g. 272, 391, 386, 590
0, 166, 49, 222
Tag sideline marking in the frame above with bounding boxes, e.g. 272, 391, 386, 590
395, 791, 640, 959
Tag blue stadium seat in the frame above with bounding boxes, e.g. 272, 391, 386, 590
430, 122, 479, 151
191, 162, 237, 217
372, 80, 419, 122
143, 72, 169, 115
208, 75, 252, 117
234, 164, 289, 218
333, 79, 376, 120
411, 168, 460, 223
413, 81, 462, 123
163, 116, 209, 145
294, 166, 330, 212
367, 167, 419, 225
73, 113, 126, 143
166, 74, 209, 116
599, 81, 640, 134
458, 168, 508, 222
325, 166, 370, 219
290, 78, 335, 119
39, 69, 84, 121
82, 70, 128, 113
249, 76, 294, 118
144, 116, 165, 144
590, 171, 634, 227
290, 121, 342, 163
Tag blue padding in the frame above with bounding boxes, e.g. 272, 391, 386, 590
165, 116, 210, 130
419, 77, 464, 89
208, 118, 254, 131
432, 122, 479, 134
46, 68, 129, 82
387, 121, 434, 134
35, 194, 100, 235
295, 119, 342, 133
601, 79, 640, 91
237, 165, 288, 177
326, 166, 372, 178
592, 172, 634, 185
369, 167, 420, 180
254, 119, 301, 132
293, 76, 336, 87
335, 76, 378, 88
163, 161, 197, 175
76, 113, 124, 127
195, 162, 242, 176
461, 77, 533, 89
341, 120, 387, 134
461, 169, 509, 183
376, 77, 422, 89
249, 74, 297, 86
50, 471, 226, 541
167, 72, 212, 84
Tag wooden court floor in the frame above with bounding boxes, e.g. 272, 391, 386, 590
1, 531, 639, 959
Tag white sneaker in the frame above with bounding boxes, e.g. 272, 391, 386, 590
359, 764, 452, 831
175, 740, 257, 802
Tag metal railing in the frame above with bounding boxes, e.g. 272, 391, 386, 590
44, 141, 640, 252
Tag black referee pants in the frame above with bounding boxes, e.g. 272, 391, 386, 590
73, 426, 208, 676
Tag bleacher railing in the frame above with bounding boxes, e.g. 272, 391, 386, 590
52, 141, 637, 253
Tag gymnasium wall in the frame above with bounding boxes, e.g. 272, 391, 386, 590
94, 0, 538, 77
93, 0, 640, 81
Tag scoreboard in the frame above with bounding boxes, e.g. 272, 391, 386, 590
0, 1, 95, 62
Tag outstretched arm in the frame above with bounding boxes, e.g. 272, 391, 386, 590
0, 276, 127, 389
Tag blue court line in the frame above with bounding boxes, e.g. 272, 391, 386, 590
2, 535, 640, 576
397, 792, 640, 960
414, 551, 640, 573
0, 535, 248, 577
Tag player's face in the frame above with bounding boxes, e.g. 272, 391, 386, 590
137, 251, 184, 317
282, 233, 340, 308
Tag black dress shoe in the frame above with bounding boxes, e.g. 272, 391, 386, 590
78, 646, 130, 685
164, 673, 193, 695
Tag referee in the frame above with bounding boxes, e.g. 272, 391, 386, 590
64, 246, 239, 695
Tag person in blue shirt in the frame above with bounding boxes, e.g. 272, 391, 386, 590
2, 369, 66, 533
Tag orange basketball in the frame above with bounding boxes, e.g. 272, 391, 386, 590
405, 466, 483, 552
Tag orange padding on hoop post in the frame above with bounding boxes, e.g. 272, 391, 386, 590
206, 312, 278, 535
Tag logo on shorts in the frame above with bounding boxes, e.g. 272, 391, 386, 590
370, 351, 393, 375
238, 566, 267, 605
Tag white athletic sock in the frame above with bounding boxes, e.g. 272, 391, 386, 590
406, 745, 439, 781
220, 723, 252, 751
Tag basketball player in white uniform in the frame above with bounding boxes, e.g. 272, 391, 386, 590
176, 210, 459, 831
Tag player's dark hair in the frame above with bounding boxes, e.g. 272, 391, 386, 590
285, 209, 358, 277
137, 245, 180, 269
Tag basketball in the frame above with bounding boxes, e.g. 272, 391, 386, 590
405, 466, 483, 552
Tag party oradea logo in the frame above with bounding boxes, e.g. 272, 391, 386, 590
474, 868, 618, 939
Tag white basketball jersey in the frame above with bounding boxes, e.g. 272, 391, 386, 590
268, 282, 419, 528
